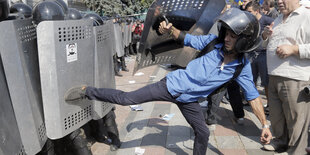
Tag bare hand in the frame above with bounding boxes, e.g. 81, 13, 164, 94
262, 22, 274, 40
260, 128, 272, 144
276, 44, 299, 59
159, 21, 172, 34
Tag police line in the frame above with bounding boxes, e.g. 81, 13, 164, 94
0, 16, 133, 155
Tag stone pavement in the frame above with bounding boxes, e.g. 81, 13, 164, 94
91, 56, 274, 155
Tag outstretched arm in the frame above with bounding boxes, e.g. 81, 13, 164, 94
248, 97, 272, 144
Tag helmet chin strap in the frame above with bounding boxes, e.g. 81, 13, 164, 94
222, 46, 235, 55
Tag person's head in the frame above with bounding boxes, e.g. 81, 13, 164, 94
224, 29, 238, 52
263, 0, 275, 12
277, 0, 300, 16
217, 8, 261, 54
242, 0, 252, 10
245, 1, 262, 19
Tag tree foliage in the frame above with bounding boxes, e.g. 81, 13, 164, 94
83, 0, 154, 16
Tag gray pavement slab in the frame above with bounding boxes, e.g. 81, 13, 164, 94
215, 136, 244, 149
239, 136, 263, 149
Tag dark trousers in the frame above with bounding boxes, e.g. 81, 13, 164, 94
86, 78, 210, 155
227, 81, 245, 118
205, 81, 245, 124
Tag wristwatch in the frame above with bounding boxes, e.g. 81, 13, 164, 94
262, 124, 270, 129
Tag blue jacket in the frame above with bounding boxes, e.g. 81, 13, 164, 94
166, 34, 259, 103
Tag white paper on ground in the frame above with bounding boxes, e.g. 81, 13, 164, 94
134, 72, 144, 76
129, 80, 136, 84
129, 105, 143, 111
135, 147, 145, 155
162, 113, 175, 121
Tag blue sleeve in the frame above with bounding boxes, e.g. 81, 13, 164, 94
184, 34, 217, 51
235, 60, 260, 101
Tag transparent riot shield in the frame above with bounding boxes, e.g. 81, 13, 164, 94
92, 20, 115, 120
0, 57, 26, 155
37, 20, 94, 139
134, 0, 226, 73
0, 19, 47, 155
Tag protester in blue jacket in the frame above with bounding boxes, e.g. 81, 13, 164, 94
64, 8, 272, 155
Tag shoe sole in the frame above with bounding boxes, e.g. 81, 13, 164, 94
64, 85, 87, 102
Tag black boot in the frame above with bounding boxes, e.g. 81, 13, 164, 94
37, 139, 55, 155
120, 56, 129, 72
67, 129, 92, 155
124, 47, 130, 57
113, 55, 122, 76
89, 119, 110, 144
104, 111, 121, 151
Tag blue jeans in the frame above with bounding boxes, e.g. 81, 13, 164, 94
85, 78, 210, 155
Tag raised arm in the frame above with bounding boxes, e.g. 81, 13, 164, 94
158, 21, 181, 40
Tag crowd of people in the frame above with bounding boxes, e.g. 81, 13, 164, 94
206, 0, 310, 154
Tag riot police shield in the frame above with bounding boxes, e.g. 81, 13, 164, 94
37, 19, 94, 139
92, 20, 115, 120
128, 23, 132, 45
0, 19, 47, 155
134, 0, 225, 73
0, 57, 26, 155
123, 23, 130, 47
113, 23, 125, 57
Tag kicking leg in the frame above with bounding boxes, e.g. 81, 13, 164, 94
65, 78, 174, 106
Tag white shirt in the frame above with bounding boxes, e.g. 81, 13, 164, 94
266, 6, 310, 81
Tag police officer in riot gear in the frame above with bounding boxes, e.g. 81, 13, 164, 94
83, 13, 104, 26
32, 1, 65, 25
66, 8, 82, 20
82, 12, 122, 151
10, 3, 32, 19
65, 8, 271, 155
32, 2, 92, 155
52, 0, 68, 14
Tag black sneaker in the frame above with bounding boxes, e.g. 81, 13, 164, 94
64, 86, 87, 103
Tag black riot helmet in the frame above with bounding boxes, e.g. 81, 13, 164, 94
32, 1, 65, 25
217, 8, 261, 54
83, 13, 104, 26
52, 0, 68, 14
0, 0, 9, 21
10, 3, 32, 18
66, 8, 82, 20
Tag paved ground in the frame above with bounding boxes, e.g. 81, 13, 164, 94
91, 56, 275, 155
